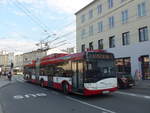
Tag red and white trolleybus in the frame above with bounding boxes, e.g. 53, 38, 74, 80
24, 49, 117, 96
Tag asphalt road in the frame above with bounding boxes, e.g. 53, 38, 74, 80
0, 76, 150, 113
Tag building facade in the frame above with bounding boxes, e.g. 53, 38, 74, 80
0, 54, 9, 70
23, 50, 47, 66
76, 0, 150, 79
0, 52, 14, 71
14, 54, 23, 73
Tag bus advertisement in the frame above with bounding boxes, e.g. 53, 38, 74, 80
23, 50, 117, 96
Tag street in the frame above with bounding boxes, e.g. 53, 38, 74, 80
0, 75, 150, 113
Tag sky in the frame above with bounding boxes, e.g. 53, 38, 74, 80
0, 0, 93, 53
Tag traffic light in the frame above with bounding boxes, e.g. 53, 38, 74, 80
11, 62, 14, 68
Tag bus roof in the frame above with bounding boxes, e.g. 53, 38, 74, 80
25, 49, 112, 67
40, 52, 85, 66
40, 49, 108, 66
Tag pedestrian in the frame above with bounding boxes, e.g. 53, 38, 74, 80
4, 71, 6, 76
134, 70, 142, 86
7, 71, 12, 81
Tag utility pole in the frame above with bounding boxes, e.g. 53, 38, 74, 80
36, 34, 57, 51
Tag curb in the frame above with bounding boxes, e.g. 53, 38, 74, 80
0, 81, 10, 89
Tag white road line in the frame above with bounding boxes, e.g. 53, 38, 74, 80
115, 91, 150, 100
65, 96, 116, 113
15, 78, 25, 82
144, 96, 150, 99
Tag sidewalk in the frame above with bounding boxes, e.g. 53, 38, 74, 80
134, 80, 150, 90
0, 76, 8, 113
0, 76, 10, 88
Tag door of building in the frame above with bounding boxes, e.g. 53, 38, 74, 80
141, 55, 150, 80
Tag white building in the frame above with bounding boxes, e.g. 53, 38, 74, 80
75, 0, 150, 79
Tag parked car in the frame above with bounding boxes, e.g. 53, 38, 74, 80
117, 73, 134, 88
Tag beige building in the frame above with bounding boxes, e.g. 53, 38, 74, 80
0, 52, 14, 71
76, 0, 150, 79
14, 54, 23, 72
23, 50, 47, 66
0, 54, 9, 68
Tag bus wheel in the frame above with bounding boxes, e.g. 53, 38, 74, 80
63, 83, 69, 94
40, 80, 44, 87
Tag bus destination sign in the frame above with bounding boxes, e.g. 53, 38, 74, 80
87, 53, 114, 59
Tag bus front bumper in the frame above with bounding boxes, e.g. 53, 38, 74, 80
83, 87, 118, 96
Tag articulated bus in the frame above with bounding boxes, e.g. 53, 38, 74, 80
24, 50, 117, 96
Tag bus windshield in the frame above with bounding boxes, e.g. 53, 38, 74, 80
85, 60, 116, 83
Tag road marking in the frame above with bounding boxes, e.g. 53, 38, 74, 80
115, 91, 150, 100
144, 96, 150, 99
65, 96, 116, 113
16, 78, 25, 82
13, 93, 47, 100
51, 91, 59, 95
14, 95, 24, 99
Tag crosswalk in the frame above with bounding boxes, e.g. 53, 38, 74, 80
12, 75, 25, 83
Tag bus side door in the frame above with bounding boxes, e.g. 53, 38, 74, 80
72, 60, 84, 90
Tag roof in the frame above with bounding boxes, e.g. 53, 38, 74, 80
75, 0, 97, 15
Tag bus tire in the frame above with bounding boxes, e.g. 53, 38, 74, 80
40, 80, 44, 87
62, 83, 69, 94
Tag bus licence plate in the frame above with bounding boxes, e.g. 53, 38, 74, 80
102, 91, 110, 94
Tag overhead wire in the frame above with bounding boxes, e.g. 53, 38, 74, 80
15, 0, 50, 33
5, 0, 144, 51
9, 0, 48, 34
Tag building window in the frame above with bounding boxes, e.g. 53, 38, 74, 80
98, 39, 103, 49
81, 29, 86, 39
81, 14, 85, 23
109, 16, 114, 29
108, 0, 113, 9
89, 9, 93, 19
97, 4, 102, 14
89, 25, 94, 36
109, 36, 115, 48
89, 42, 93, 50
138, 2, 146, 17
98, 21, 103, 33
122, 10, 128, 24
122, 32, 130, 46
139, 27, 148, 42
81, 44, 85, 52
